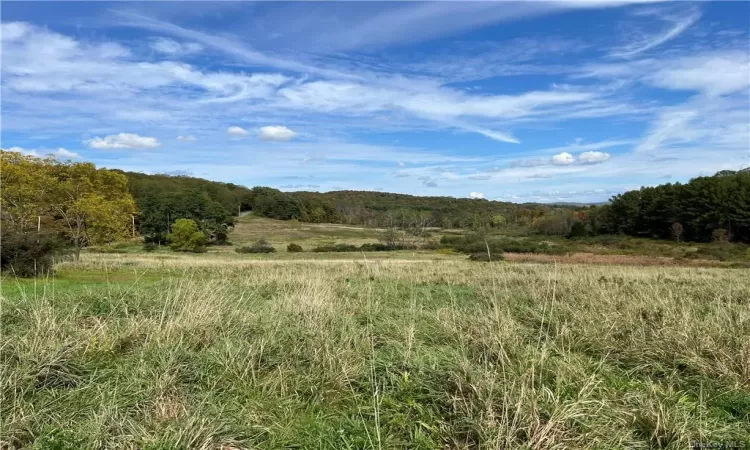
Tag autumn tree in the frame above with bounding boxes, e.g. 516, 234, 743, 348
0, 151, 55, 231
1, 150, 137, 258
47, 161, 136, 257
167, 218, 207, 252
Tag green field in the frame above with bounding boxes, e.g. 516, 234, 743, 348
2, 245, 749, 449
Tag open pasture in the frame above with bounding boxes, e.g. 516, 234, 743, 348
2, 252, 748, 449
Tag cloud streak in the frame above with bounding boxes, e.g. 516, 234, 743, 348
610, 5, 701, 58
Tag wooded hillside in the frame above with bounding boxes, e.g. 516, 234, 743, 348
4, 149, 747, 248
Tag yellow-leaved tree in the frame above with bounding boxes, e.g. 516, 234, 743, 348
1, 149, 137, 258
0, 151, 56, 231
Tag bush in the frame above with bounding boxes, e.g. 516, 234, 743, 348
360, 243, 416, 251
439, 235, 463, 245
287, 243, 303, 253
312, 243, 358, 252
236, 238, 276, 254
167, 219, 207, 253
142, 242, 157, 252
311, 242, 417, 252
0, 230, 69, 277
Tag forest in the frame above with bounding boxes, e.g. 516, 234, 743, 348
234, 169, 750, 243
2, 149, 748, 267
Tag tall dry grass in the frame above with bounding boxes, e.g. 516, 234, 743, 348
1, 254, 748, 448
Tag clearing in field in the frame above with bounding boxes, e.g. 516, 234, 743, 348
1, 251, 748, 449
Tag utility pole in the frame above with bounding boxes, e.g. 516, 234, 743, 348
38, 216, 41, 232
132, 215, 136, 238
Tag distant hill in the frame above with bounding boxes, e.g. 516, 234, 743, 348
116, 167, 748, 240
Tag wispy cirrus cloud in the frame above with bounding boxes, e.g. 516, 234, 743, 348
579, 50, 750, 97
610, 5, 701, 58
150, 37, 203, 55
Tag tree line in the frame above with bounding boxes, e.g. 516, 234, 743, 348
247, 188, 553, 230
586, 169, 749, 243
3, 149, 746, 276
125, 167, 749, 243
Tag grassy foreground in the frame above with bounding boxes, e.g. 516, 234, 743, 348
1, 253, 749, 449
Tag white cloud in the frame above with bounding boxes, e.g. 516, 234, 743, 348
177, 135, 197, 141
53, 148, 81, 159
85, 133, 161, 149
227, 126, 250, 137
511, 145, 615, 168
6, 146, 80, 159
551, 152, 575, 165
636, 95, 750, 155
150, 37, 203, 55
1, 22, 32, 42
578, 51, 750, 97
1, 22, 288, 103
643, 51, 750, 97
578, 151, 611, 164
610, 6, 701, 58
6, 146, 40, 157
469, 192, 485, 199
259, 125, 296, 141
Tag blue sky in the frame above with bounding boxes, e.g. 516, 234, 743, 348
2, 1, 749, 203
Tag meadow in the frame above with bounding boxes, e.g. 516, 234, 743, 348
1, 246, 749, 449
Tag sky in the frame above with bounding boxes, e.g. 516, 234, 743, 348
1, 1, 749, 203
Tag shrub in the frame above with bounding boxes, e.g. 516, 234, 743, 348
312, 243, 358, 252
0, 230, 69, 277
311, 243, 417, 252
287, 243, 303, 253
360, 243, 416, 251
439, 235, 463, 245
167, 219, 207, 253
236, 238, 276, 254
142, 242, 157, 252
